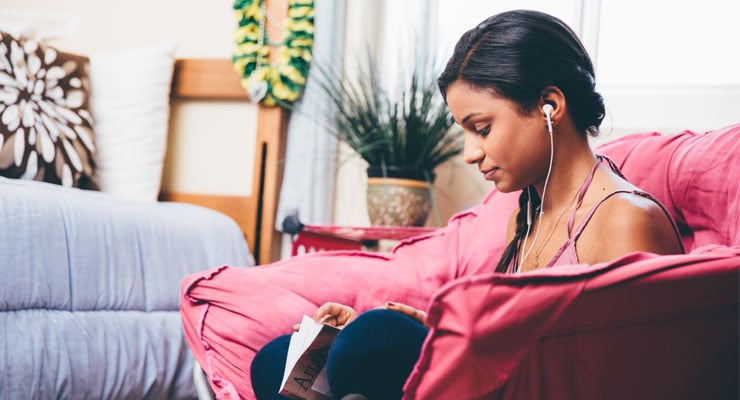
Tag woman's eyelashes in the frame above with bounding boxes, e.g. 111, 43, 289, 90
475, 125, 491, 137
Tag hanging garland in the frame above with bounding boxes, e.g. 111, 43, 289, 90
232, 0, 314, 107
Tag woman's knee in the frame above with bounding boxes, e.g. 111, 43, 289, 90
340, 308, 428, 345
326, 308, 428, 399
251, 334, 292, 400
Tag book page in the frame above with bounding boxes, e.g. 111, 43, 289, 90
310, 366, 331, 394
279, 315, 339, 400
280, 315, 320, 390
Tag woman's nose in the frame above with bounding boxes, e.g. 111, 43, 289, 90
463, 134, 484, 165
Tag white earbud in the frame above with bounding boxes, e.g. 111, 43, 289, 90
542, 104, 554, 134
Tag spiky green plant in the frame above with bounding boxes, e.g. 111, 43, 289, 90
310, 52, 463, 177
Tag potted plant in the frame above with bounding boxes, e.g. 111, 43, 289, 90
310, 52, 463, 226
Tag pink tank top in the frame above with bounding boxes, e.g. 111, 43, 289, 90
510, 156, 683, 272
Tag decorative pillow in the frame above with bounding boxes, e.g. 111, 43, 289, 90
88, 42, 177, 202
0, 31, 97, 189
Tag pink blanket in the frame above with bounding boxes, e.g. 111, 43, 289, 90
404, 246, 740, 399
181, 124, 739, 399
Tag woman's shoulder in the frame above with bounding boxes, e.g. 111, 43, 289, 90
598, 190, 666, 215
587, 166, 664, 217
592, 169, 671, 225
580, 189, 683, 262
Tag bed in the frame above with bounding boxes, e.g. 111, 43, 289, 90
0, 30, 284, 398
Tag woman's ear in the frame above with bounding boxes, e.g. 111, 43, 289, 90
539, 86, 566, 128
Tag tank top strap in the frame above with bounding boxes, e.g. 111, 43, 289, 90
566, 160, 601, 235
596, 153, 627, 179
569, 190, 635, 241
569, 190, 686, 254
595, 155, 684, 251
565, 155, 626, 236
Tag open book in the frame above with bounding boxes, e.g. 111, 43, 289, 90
279, 315, 340, 400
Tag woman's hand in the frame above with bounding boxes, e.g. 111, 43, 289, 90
293, 302, 357, 331
384, 301, 428, 327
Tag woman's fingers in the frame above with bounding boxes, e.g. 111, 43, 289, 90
384, 301, 428, 326
313, 302, 356, 328
303, 301, 427, 331
314, 302, 349, 319
318, 314, 339, 326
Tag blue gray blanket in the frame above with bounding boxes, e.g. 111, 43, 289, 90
0, 177, 252, 399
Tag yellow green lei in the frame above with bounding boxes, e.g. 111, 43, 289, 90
233, 0, 314, 107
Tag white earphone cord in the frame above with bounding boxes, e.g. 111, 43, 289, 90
518, 114, 554, 271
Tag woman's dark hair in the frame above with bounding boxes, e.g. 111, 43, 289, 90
438, 10, 605, 272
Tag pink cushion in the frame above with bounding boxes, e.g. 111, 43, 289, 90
180, 189, 520, 399
404, 246, 740, 399
598, 124, 740, 250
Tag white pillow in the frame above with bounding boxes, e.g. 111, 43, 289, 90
89, 42, 177, 202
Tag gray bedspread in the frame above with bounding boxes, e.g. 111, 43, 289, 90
0, 177, 252, 399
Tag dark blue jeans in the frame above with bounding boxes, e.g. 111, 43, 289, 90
251, 308, 428, 400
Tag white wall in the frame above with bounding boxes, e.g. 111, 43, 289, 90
593, 0, 740, 141
0, 0, 258, 196
431, 0, 740, 142
11, 1, 729, 228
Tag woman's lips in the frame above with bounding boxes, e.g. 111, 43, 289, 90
483, 167, 499, 181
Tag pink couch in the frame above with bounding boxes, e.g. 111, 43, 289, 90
181, 124, 739, 399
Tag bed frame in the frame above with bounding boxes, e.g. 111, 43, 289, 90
160, 58, 287, 265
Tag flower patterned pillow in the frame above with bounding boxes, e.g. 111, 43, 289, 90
0, 31, 97, 189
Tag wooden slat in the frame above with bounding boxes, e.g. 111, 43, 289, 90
166, 56, 288, 263
165, 55, 288, 263
171, 59, 247, 99
252, 0, 290, 264
251, 106, 289, 264
159, 192, 257, 253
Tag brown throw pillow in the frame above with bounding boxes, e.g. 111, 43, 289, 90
0, 31, 97, 189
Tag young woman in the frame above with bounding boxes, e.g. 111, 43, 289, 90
251, 9, 684, 400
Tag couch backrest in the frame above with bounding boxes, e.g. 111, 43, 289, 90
597, 123, 740, 251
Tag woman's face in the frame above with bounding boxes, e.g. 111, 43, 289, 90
445, 80, 550, 193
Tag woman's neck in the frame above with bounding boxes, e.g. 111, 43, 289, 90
532, 138, 597, 214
